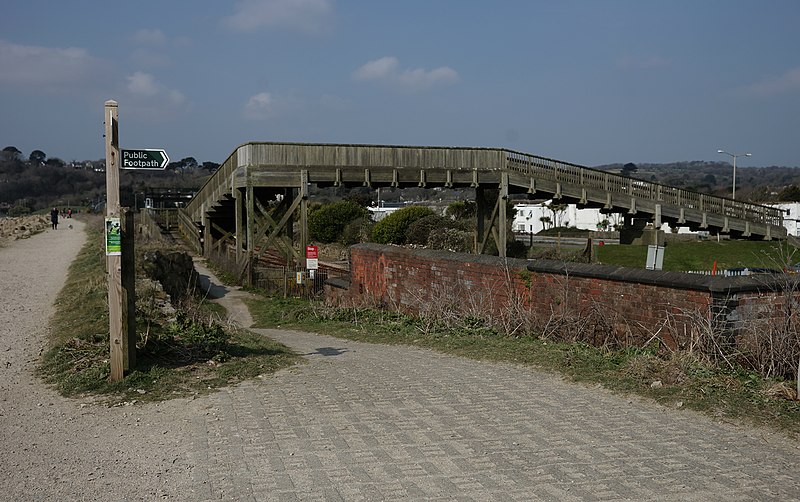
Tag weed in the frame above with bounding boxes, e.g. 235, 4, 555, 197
38, 216, 300, 404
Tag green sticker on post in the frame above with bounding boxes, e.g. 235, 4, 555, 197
105, 217, 121, 256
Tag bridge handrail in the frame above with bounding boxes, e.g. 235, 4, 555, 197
185, 143, 784, 229
504, 150, 784, 226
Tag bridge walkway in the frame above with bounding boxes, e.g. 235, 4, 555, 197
180, 143, 785, 282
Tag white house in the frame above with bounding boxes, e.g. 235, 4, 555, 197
512, 202, 622, 234
513, 201, 698, 235
768, 202, 800, 236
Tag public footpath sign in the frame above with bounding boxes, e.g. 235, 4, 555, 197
121, 149, 169, 169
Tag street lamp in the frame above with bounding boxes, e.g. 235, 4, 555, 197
717, 149, 752, 200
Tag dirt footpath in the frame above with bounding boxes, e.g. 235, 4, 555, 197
1, 219, 799, 501
0, 219, 198, 501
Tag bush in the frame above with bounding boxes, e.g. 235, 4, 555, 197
372, 206, 434, 244
341, 217, 372, 246
8, 204, 31, 216
446, 200, 476, 220
405, 215, 461, 245
427, 227, 473, 253
308, 200, 369, 243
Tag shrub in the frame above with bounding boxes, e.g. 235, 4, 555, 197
372, 206, 434, 244
308, 200, 369, 243
427, 227, 473, 253
341, 217, 372, 246
405, 215, 461, 245
446, 200, 476, 220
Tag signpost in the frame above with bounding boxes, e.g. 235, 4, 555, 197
105, 101, 170, 381
121, 149, 169, 170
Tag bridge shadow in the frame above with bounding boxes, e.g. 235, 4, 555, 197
196, 273, 228, 299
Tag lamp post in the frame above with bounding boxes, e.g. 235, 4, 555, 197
717, 149, 751, 200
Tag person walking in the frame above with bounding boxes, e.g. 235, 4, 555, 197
50, 207, 59, 230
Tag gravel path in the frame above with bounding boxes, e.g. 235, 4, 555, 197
1, 221, 799, 501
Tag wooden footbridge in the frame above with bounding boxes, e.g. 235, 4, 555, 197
178, 142, 785, 280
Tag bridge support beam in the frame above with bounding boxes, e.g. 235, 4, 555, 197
474, 174, 509, 257
235, 187, 243, 262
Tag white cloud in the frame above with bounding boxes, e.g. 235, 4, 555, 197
740, 68, 800, 97
0, 40, 102, 90
126, 72, 159, 97
223, 0, 333, 33
352, 56, 459, 91
244, 92, 274, 119
123, 71, 188, 121
243, 90, 306, 120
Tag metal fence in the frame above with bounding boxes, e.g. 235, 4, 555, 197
207, 243, 349, 299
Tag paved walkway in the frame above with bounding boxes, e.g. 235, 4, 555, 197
1, 221, 798, 501
192, 261, 800, 501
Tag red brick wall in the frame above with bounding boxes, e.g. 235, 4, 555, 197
326, 244, 794, 350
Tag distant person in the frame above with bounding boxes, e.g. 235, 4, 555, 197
67, 208, 72, 218
50, 207, 59, 230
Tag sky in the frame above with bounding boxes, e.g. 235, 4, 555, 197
1, 0, 798, 168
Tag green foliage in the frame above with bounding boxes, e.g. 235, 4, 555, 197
371, 205, 434, 244
8, 204, 32, 216
621, 162, 638, 176
38, 217, 299, 403
308, 200, 369, 243
427, 227, 473, 253
341, 216, 372, 245
405, 214, 463, 245
446, 200, 476, 220
150, 313, 231, 363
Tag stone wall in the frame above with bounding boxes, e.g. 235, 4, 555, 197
326, 244, 798, 350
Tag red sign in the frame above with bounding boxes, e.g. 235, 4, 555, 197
306, 245, 319, 259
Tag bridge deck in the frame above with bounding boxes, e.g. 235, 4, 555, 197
185, 142, 784, 245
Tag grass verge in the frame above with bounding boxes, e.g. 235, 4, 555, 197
37, 217, 300, 404
245, 295, 800, 438
596, 239, 795, 271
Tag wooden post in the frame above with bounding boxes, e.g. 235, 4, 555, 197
235, 187, 243, 262
121, 208, 136, 371
104, 100, 125, 381
475, 186, 485, 253
498, 172, 509, 258
299, 170, 309, 270
245, 181, 254, 287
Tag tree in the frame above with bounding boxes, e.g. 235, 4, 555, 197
546, 201, 568, 228
45, 157, 66, 168
180, 157, 198, 170
308, 200, 369, 243
29, 150, 46, 165
405, 214, 464, 245
371, 206, 434, 244
2, 146, 21, 161
201, 161, 220, 172
778, 185, 800, 202
621, 162, 638, 177
446, 200, 476, 220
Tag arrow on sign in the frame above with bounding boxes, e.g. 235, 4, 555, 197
120, 149, 170, 170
